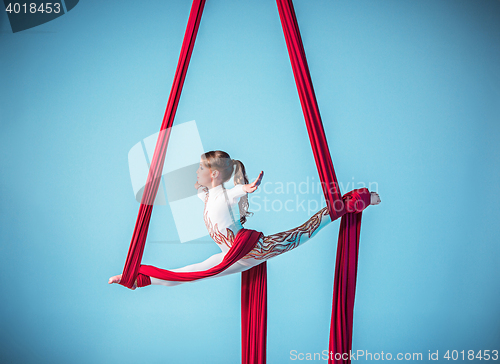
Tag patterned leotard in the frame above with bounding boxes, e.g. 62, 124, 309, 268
197, 184, 332, 267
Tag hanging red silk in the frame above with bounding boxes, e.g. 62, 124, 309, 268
276, 2, 370, 362
119, 1, 372, 363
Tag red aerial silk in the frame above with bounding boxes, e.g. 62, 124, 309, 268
119, 1, 372, 364
275, 3, 370, 363
134, 229, 263, 286
119, 0, 207, 289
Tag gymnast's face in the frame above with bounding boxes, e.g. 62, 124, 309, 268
197, 158, 215, 187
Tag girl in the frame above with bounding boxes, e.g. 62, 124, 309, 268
109, 150, 381, 288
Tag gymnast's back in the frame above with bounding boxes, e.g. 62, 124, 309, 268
197, 183, 247, 253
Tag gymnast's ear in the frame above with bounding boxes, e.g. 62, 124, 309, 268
212, 170, 219, 179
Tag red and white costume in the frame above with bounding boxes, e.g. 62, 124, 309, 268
151, 184, 331, 286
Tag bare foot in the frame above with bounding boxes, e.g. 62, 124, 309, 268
108, 274, 137, 290
370, 192, 381, 205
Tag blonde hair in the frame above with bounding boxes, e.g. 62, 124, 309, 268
201, 150, 252, 224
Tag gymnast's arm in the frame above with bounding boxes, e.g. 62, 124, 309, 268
243, 171, 264, 194
226, 171, 264, 202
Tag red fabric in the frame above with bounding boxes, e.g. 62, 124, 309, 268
343, 188, 371, 214
119, 0, 206, 289
330, 211, 363, 363
241, 262, 268, 364
118, 1, 372, 364
135, 229, 263, 285
276, 0, 344, 221
276, 1, 371, 363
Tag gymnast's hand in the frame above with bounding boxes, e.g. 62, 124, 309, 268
243, 171, 264, 193
370, 191, 381, 205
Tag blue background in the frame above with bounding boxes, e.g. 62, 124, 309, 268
1, 0, 499, 363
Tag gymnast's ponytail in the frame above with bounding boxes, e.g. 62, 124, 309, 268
232, 159, 252, 225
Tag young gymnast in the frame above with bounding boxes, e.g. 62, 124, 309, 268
109, 150, 381, 288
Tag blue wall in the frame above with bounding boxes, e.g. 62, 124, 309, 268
1, 0, 499, 363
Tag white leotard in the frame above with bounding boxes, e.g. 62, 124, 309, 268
197, 184, 246, 255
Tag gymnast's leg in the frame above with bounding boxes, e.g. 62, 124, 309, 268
153, 252, 261, 285
108, 252, 227, 288
239, 189, 380, 266
108, 207, 332, 288
150, 252, 261, 286
128, 208, 334, 286
239, 205, 332, 265
206, 206, 334, 272
153, 206, 336, 281
149, 252, 226, 287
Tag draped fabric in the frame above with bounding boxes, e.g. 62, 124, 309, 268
276, 1, 370, 362
276, 0, 345, 222
118, 1, 372, 364
134, 229, 263, 286
119, 0, 206, 289
331, 210, 363, 364
241, 262, 268, 364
